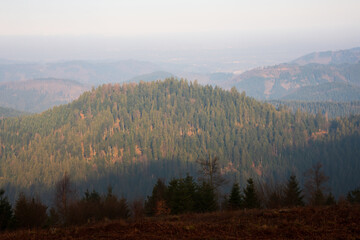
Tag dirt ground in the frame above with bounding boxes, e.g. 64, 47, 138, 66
1, 204, 360, 240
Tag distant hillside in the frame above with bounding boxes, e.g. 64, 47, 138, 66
280, 82, 360, 102
268, 100, 360, 119
230, 63, 360, 99
0, 79, 359, 203
127, 71, 175, 83
0, 106, 27, 118
0, 60, 162, 85
227, 46, 360, 101
292, 47, 360, 65
0, 78, 89, 112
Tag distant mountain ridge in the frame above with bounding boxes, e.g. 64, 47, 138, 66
0, 60, 162, 85
127, 71, 175, 83
292, 47, 360, 65
281, 82, 360, 102
0, 106, 28, 118
228, 47, 360, 100
0, 78, 90, 112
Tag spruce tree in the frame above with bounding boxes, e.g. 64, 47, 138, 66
325, 192, 336, 205
243, 178, 260, 209
283, 175, 304, 207
195, 182, 218, 213
144, 179, 168, 216
347, 187, 360, 204
0, 189, 13, 230
228, 182, 243, 210
166, 176, 197, 215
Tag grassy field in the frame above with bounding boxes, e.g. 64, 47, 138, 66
1, 204, 359, 239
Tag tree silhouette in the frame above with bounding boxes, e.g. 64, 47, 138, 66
144, 178, 168, 216
304, 162, 329, 206
243, 178, 260, 209
0, 189, 12, 230
283, 175, 304, 207
14, 193, 47, 229
197, 154, 227, 190
228, 182, 243, 210
195, 181, 218, 213
54, 172, 75, 225
347, 187, 360, 204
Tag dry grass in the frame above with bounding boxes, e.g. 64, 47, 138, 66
1, 204, 360, 239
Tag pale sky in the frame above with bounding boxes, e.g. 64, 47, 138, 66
0, 0, 359, 63
1, 0, 359, 36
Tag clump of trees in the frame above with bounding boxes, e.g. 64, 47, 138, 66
144, 175, 218, 216
1, 160, 360, 232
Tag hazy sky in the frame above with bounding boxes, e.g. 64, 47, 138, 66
0, 0, 359, 64
1, 0, 359, 36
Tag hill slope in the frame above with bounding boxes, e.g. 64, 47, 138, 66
127, 71, 175, 83
0, 79, 359, 201
0, 78, 90, 112
0, 106, 28, 118
228, 47, 360, 100
268, 100, 360, 119
292, 47, 360, 65
0, 60, 162, 85
281, 82, 360, 102
230, 63, 360, 100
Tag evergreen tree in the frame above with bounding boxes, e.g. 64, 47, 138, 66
283, 175, 304, 207
14, 193, 48, 229
347, 187, 360, 204
325, 192, 336, 205
0, 189, 13, 230
228, 182, 243, 210
195, 182, 218, 213
243, 178, 260, 209
166, 175, 197, 214
144, 179, 168, 216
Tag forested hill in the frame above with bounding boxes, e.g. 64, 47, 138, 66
268, 100, 360, 119
0, 78, 359, 202
0, 106, 28, 118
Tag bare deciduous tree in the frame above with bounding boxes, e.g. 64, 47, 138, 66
197, 154, 228, 189
54, 172, 75, 225
304, 162, 329, 206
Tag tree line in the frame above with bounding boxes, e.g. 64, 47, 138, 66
1, 158, 360, 231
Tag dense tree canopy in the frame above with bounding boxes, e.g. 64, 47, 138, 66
0, 78, 359, 202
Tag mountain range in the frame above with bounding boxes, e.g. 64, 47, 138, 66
1, 47, 360, 114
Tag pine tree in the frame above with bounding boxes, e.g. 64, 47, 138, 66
347, 187, 360, 204
243, 178, 260, 209
228, 182, 243, 210
0, 189, 13, 230
14, 193, 48, 229
195, 182, 218, 213
325, 192, 336, 205
144, 179, 168, 216
283, 175, 304, 207
167, 175, 197, 214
